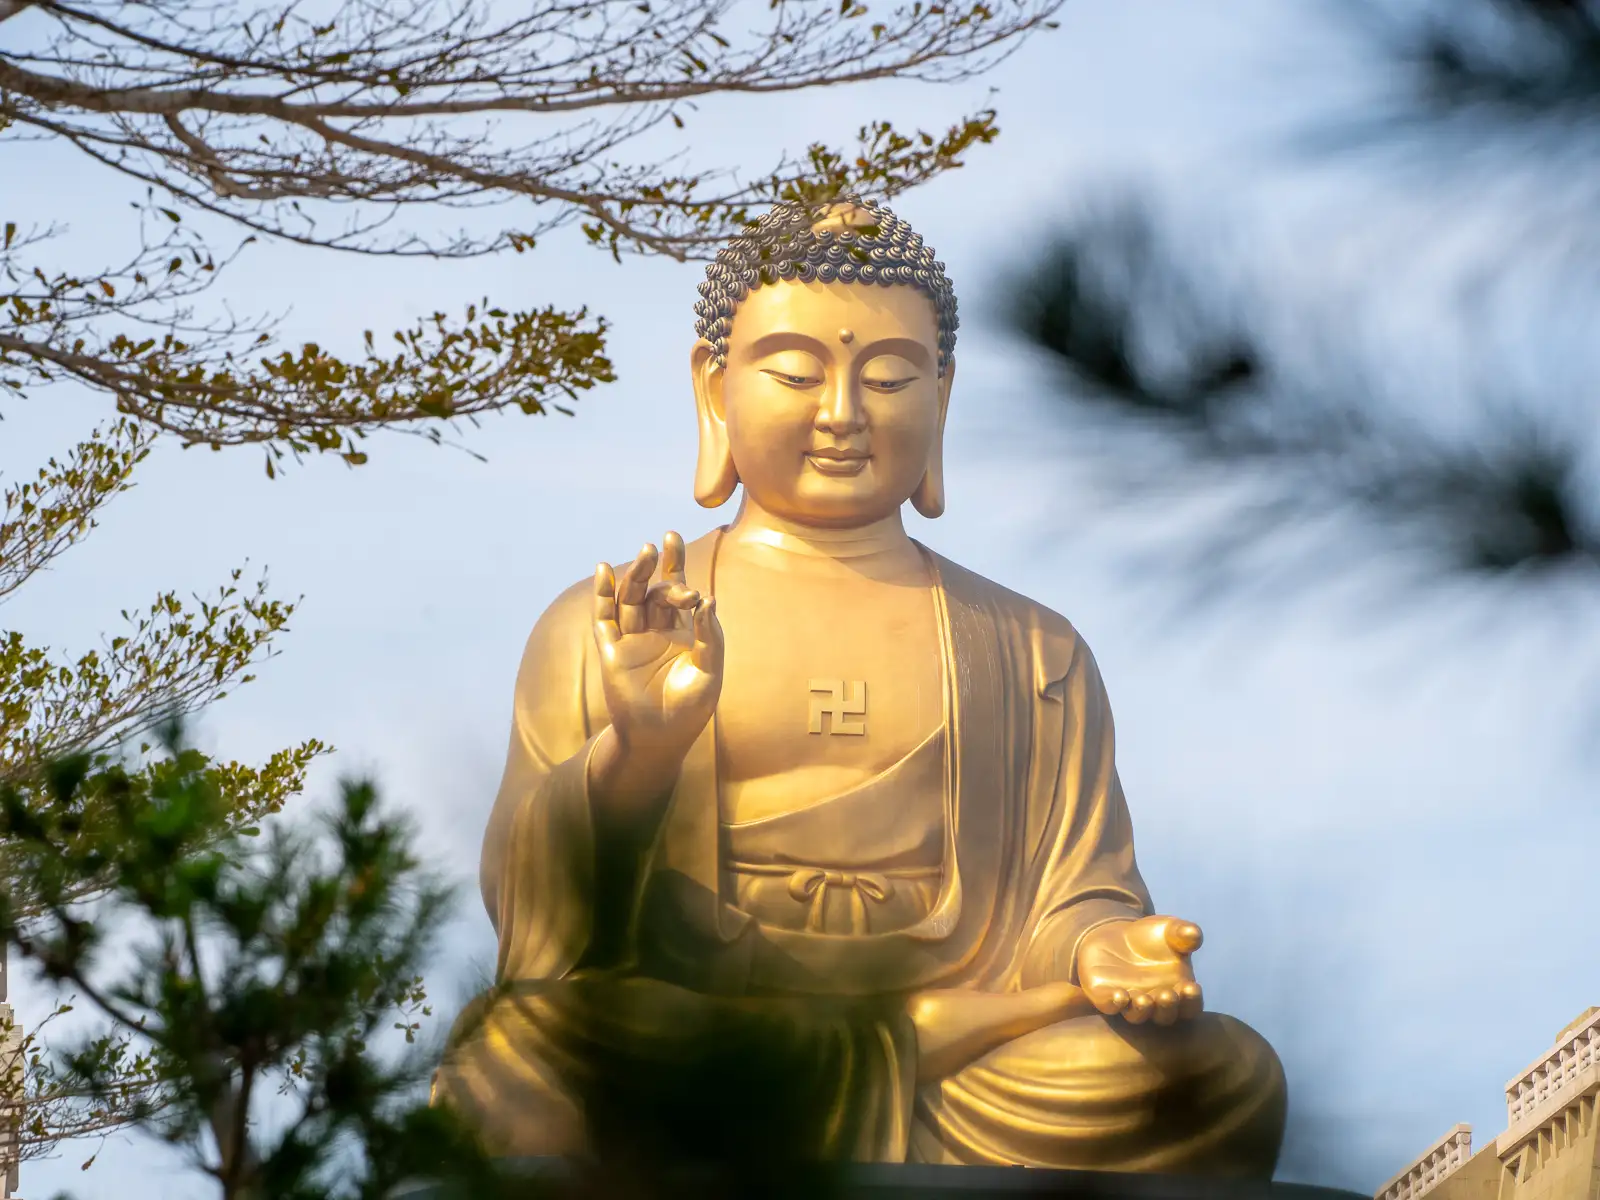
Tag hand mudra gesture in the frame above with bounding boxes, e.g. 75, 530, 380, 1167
592, 531, 724, 764
1076, 916, 1206, 1027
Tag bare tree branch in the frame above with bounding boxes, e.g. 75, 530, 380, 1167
2, 0, 1048, 472
1, 0, 1055, 260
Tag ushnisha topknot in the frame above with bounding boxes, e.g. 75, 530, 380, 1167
694, 194, 959, 376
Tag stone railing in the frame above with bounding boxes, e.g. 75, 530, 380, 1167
1498, 1006, 1600, 1152
1374, 1124, 1473, 1200
0, 1001, 20, 1200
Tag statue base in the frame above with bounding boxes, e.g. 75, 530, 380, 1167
390, 1160, 1365, 1200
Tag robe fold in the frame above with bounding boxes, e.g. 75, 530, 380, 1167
434, 532, 1286, 1173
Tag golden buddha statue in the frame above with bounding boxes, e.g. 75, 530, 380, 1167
432, 197, 1287, 1175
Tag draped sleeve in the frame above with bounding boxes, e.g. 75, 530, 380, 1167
1016, 629, 1154, 989
478, 578, 603, 983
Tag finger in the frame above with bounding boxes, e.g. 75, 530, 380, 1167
1087, 986, 1130, 1017
661, 530, 687, 586
662, 584, 701, 609
1122, 991, 1155, 1025
1177, 981, 1204, 1021
617, 543, 659, 606
1151, 988, 1180, 1027
592, 563, 621, 646
690, 597, 723, 674
646, 580, 700, 610
617, 544, 658, 634
645, 582, 701, 631
1163, 919, 1204, 956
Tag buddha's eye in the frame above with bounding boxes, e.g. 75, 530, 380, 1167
762, 369, 822, 389
759, 352, 825, 389
863, 376, 917, 393
860, 354, 920, 394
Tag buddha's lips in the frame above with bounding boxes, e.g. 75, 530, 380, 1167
806, 448, 870, 476
808, 447, 868, 460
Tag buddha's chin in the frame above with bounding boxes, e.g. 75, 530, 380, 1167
781, 474, 904, 527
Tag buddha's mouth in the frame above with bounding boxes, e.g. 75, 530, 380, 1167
805, 449, 870, 476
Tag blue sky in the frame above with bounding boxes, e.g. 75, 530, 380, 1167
4, 1, 1599, 1196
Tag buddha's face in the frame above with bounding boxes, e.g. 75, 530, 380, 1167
693, 279, 954, 527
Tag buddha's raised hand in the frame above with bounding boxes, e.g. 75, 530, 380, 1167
1076, 915, 1206, 1028
588, 532, 724, 817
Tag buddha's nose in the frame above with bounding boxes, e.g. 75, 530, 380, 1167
815, 380, 866, 436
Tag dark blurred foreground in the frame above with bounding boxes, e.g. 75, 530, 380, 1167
0, 727, 1363, 1200
391, 1160, 1369, 1200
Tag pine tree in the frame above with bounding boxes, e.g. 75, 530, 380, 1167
1005, 0, 1599, 604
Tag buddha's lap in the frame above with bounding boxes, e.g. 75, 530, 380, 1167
932, 1009, 1283, 1095
434, 975, 1285, 1170
442, 974, 1279, 1075
434, 973, 912, 1159
911, 1013, 1287, 1172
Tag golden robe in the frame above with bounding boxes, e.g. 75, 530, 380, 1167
433, 533, 1286, 1174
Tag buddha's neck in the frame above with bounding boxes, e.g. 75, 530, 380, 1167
723, 498, 921, 572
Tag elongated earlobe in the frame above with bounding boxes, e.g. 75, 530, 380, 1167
692, 340, 739, 508
911, 453, 945, 519
911, 357, 955, 519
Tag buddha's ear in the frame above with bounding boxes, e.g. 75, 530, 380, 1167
911, 356, 955, 519
691, 338, 739, 508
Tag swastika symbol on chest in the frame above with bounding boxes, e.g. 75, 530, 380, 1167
807, 679, 866, 736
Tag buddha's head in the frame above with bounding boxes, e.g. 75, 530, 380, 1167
691, 195, 959, 527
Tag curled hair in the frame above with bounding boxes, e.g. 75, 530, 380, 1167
694, 194, 958, 375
